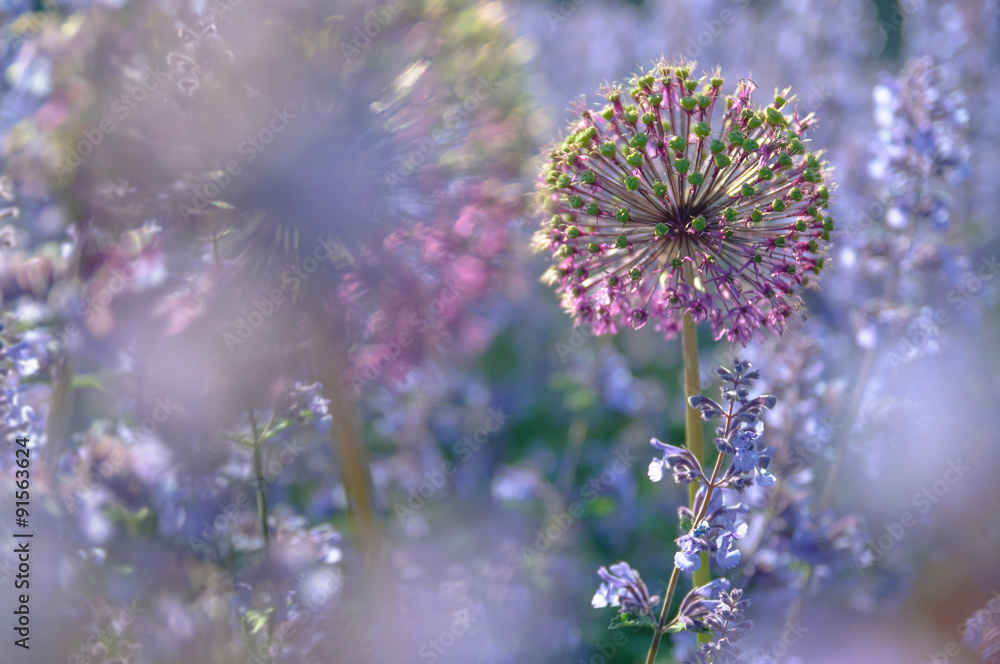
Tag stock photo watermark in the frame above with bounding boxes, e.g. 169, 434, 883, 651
383, 76, 498, 191
54, 67, 171, 181
394, 407, 510, 523
855, 458, 970, 571
520, 445, 637, 565
179, 106, 297, 221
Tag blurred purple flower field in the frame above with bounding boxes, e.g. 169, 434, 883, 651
0, 0, 998, 663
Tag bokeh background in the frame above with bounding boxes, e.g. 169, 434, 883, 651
0, 0, 998, 663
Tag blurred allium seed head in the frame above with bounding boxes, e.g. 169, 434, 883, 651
534, 58, 835, 345
28, 0, 532, 394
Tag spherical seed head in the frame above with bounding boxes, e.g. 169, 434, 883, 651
533, 59, 833, 346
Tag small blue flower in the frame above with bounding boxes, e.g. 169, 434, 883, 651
674, 535, 703, 572
592, 562, 659, 617
648, 438, 705, 484
716, 533, 742, 570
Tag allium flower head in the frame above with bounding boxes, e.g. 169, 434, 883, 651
534, 58, 834, 345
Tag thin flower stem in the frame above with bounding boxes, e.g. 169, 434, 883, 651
248, 408, 270, 552
643, 567, 680, 664
644, 398, 733, 663
305, 303, 380, 566
247, 407, 274, 661
681, 314, 712, 645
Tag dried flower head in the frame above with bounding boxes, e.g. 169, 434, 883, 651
534, 58, 834, 345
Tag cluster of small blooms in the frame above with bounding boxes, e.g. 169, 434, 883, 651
735, 335, 870, 595
870, 56, 970, 231
592, 360, 775, 661
683, 585, 753, 664
534, 58, 834, 345
839, 57, 973, 355
902, 0, 999, 232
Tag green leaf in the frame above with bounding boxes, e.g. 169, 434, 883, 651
608, 610, 658, 631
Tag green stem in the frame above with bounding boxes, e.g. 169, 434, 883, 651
681, 314, 711, 644
248, 408, 270, 551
